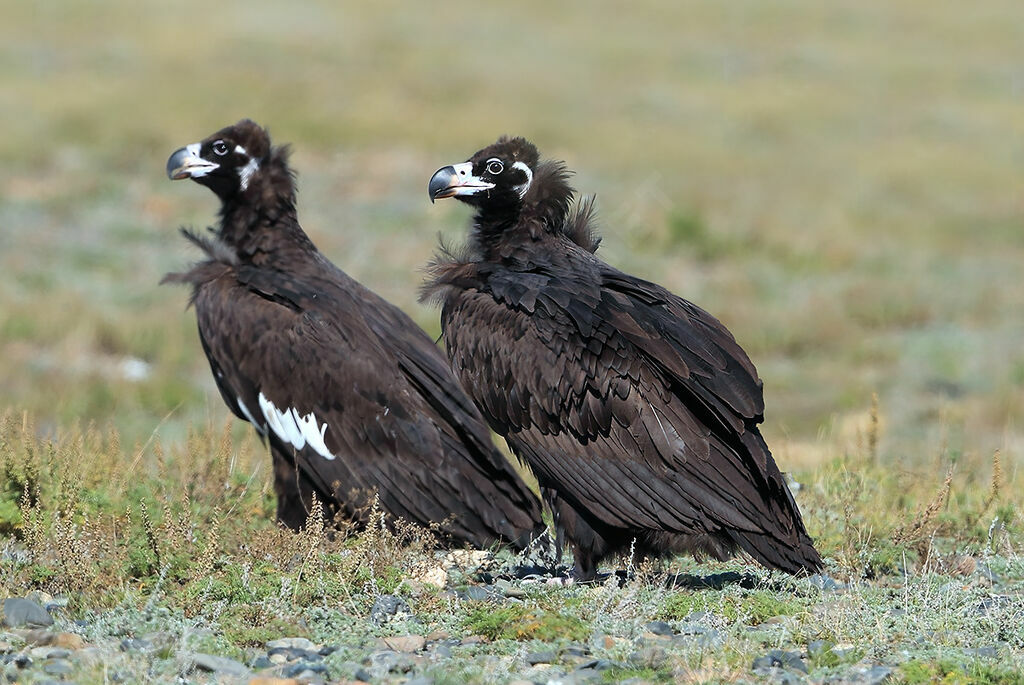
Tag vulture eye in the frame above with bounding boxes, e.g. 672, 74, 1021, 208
485, 159, 504, 175
212, 140, 229, 156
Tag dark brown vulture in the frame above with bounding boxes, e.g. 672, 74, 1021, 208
424, 136, 823, 579
161, 120, 545, 550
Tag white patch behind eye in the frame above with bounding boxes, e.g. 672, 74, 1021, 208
238, 156, 260, 191
512, 161, 533, 198
258, 392, 336, 460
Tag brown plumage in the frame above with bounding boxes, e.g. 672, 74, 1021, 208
162, 120, 545, 549
424, 136, 823, 579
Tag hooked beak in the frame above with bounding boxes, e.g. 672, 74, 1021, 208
428, 162, 494, 203
166, 143, 218, 180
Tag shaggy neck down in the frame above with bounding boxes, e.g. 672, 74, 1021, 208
216, 148, 316, 264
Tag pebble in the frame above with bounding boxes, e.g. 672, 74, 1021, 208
525, 651, 557, 665
380, 635, 425, 653
577, 658, 617, 671
366, 650, 414, 674
494, 579, 526, 598
973, 595, 1014, 616
628, 645, 667, 668
250, 656, 275, 669
753, 649, 808, 674
405, 677, 434, 685
456, 585, 490, 601
188, 652, 250, 677
120, 638, 152, 652
369, 595, 413, 625
428, 643, 452, 659
825, 664, 893, 684
2, 599, 53, 628
42, 659, 73, 677
806, 574, 845, 592
644, 621, 674, 636
265, 637, 321, 652
29, 647, 71, 660
284, 661, 328, 677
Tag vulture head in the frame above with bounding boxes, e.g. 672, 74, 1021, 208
428, 136, 540, 210
166, 119, 273, 200
429, 136, 596, 250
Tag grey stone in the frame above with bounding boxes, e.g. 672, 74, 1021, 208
30, 647, 71, 660
965, 646, 999, 659
825, 664, 893, 684
753, 649, 807, 674
563, 644, 590, 658
458, 585, 490, 601
2, 599, 53, 628
694, 629, 723, 649
974, 563, 1000, 585
381, 634, 426, 653
677, 621, 708, 635
525, 651, 557, 665
354, 666, 374, 681
285, 661, 329, 677
683, 611, 714, 623
288, 670, 325, 684
249, 655, 273, 669
187, 652, 250, 676
628, 645, 666, 668
405, 677, 434, 685
367, 649, 414, 674
806, 574, 844, 592
370, 595, 412, 625
973, 595, 1014, 616
265, 636, 321, 652
577, 658, 617, 671
429, 643, 452, 659
119, 638, 151, 652
645, 620, 675, 636
43, 659, 73, 676
753, 668, 803, 685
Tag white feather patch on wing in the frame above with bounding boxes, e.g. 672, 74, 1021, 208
258, 392, 336, 460
236, 397, 265, 435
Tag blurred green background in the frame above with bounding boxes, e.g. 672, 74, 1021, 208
2, 0, 1022, 472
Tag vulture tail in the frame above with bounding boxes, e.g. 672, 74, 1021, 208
728, 528, 823, 576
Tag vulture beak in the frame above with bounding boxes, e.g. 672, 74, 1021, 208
428, 162, 494, 203
167, 143, 218, 180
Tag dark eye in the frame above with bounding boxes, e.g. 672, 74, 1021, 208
485, 159, 504, 175
212, 140, 229, 156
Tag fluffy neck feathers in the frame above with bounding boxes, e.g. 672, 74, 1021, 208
217, 145, 316, 262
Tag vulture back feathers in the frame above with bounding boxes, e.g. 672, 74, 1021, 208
425, 136, 822, 579
163, 120, 545, 550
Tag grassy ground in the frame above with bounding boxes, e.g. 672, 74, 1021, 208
2, 1, 1023, 682
0, 412, 1020, 683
